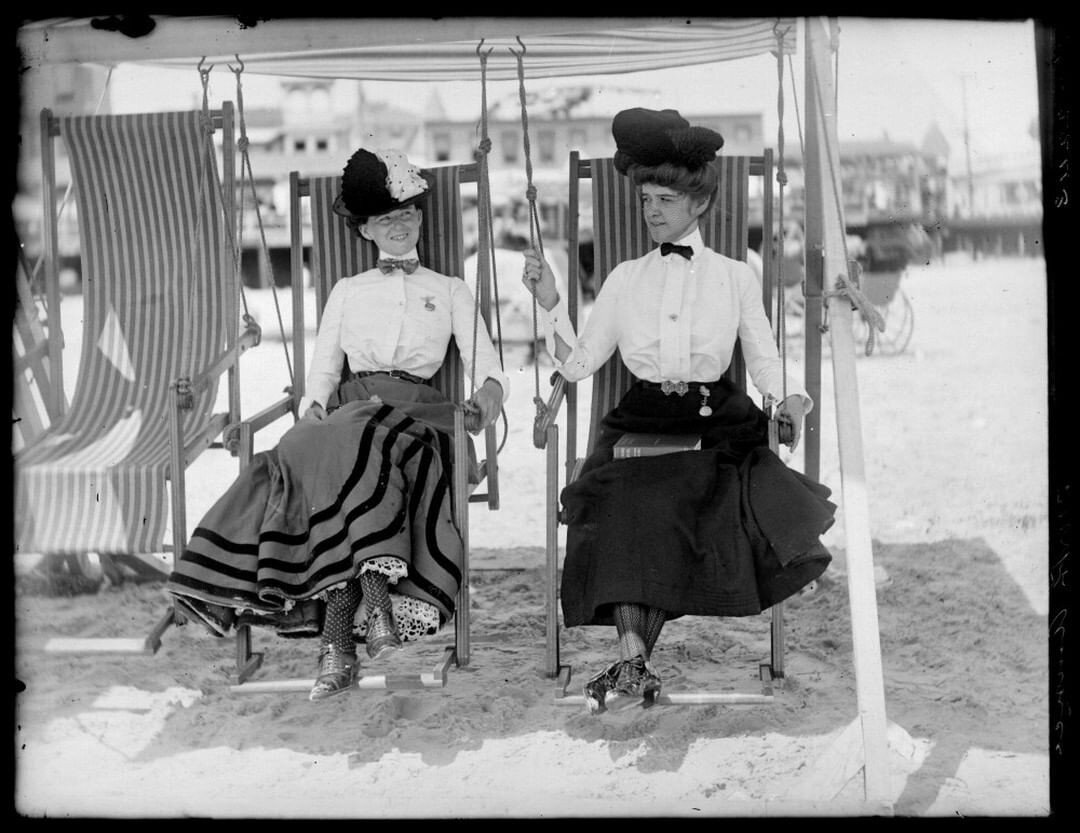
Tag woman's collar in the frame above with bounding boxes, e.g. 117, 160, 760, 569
377, 247, 420, 261
675, 227, 705, 250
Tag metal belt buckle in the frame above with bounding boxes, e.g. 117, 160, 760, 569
660, 380, 689, 396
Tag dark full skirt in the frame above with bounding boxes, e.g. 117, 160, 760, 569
165, 375, 468, 629
560, 378, 835, 627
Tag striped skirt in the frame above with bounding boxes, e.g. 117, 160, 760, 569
560, 378, 835, 627
165, 376, 466, 640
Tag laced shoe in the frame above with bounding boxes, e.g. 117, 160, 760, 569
582, 660, 622, 715
364, 607, 402, 660
604, 655, 663, 711
309, 647, 358, 701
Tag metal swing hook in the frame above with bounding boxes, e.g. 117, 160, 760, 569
507, 35, 526, 57
227, 54, 245, 75
197, 56, 214, 83
475, 39, 494, 58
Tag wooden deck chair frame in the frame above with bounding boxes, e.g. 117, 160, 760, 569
27, 104, 262, 657
228, 161, 501, 694
535, 150, 785, 707
13, 240, 64, 451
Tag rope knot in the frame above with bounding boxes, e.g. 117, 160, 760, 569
822, 266, 886, 356
237, 136, 250, 152
199, 112, 214, 135
776, 170, 788, 187
175, 376, 194, 410
525, 184, 538, 202
222, 423, 242, 456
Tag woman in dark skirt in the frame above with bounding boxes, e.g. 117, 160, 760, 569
165, 147, 508, 701
523, 108, 834, 714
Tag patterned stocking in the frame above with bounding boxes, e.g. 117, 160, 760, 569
359, 569, 393, 614
642, 606, 667, 659
613, 602, 648, 660
320, 580, 362, 655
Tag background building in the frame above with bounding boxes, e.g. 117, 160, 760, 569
16, 70, 1043, 293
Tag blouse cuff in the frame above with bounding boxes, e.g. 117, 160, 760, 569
540, 295, 576, 365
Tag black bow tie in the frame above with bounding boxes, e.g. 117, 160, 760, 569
377, 258, 420, 275
660, 242, 693, 260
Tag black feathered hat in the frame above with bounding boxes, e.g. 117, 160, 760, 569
332, 147, 434, 226
611, 108, 725, 176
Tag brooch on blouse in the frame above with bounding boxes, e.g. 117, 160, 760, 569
422, 295, 435, 311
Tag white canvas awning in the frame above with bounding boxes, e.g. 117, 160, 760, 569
18, 16, 797, 81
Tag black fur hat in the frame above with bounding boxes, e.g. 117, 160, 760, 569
612, 108, 725, 175
332, 148, 434, 225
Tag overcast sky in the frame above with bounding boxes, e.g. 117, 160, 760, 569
96, 17, 1040, 170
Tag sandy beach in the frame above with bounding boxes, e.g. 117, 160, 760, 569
14, 252, 1052, 817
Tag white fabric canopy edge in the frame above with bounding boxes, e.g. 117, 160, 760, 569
18, 16, 798, 81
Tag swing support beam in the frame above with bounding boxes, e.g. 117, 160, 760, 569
800, 16, 893, 811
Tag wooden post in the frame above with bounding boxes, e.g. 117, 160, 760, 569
453, 406, 470, 667
803, 16, 892, 808
545, 423, 561, 678
40, 109, 65, 420
220, 103, 241, 427
289, 172, 306, 407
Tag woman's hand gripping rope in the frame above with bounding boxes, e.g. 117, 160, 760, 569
521, 248, 559, 311
773, 394, 806, 452
463, 378, 504, 435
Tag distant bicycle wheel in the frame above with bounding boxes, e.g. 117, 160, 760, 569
853, 287, 914, 355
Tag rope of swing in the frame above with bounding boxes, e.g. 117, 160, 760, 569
473, 41, 510, 453
509, 36, 547, 414
777, 25, 882, 357
178, 59, 224, 389
228, 56, 294, 384
474, 44, 506, 371
805, 31, 886, 356
773, 22, 791, 406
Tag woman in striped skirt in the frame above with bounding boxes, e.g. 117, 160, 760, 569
522, 108, 834, 714
166, 148, 508, 701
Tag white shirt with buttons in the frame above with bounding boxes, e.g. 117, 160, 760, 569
540, 228, 811, 411
299, 247, 510, 414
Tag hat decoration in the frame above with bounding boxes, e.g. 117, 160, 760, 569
611, 107, 725, 176
377, 148, 429, 202
333, 147, 433, 224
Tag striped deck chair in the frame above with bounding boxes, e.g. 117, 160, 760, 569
227, 162, 501, 693
536, 151, 787, 706
20, 106, 258, 654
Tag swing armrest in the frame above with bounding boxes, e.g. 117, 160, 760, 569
243, 392, 297, 434
533, 374, 568, 450
186, 321, 262, 394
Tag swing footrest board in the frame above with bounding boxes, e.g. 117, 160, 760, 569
552, 663, 778, 706
42, 607, 176, 655
228, 646, 457, 694
43, 637, 163, 655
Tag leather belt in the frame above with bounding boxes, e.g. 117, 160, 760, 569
350, 369, 427, 385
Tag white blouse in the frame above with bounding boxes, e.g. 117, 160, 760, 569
541, 228, 811, 411
299, 248, 510, 414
